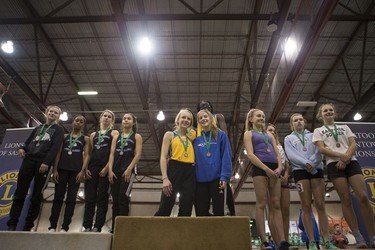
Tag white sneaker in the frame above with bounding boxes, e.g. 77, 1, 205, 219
82, 227, 91, 232
60, 229, 67, 232
48, 228, 56, 232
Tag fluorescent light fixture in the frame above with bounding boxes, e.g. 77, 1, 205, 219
296, 101, 317, 107
1, 41, 14, 54
354, 112, 362, 121
59, 112, 68, 121
77, 91, 98, 96
157, 111, 165, 121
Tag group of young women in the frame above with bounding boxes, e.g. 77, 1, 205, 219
7, 102, 375, 250
154, 107, 232, 217
244, 103, 375, 250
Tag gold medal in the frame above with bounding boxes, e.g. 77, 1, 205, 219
68, 150, 72, 155
336, 143, 341, 148
119, 151, 124, 155
266, 147, 271, 153
96, 145, 101, 149
184, 153, 188, 157
303, 146, 307, 151
206, 152, 211, 157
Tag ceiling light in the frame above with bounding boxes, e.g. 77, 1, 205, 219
138, 37, 153, 56
354, 112, 362, 121
284, 37, 297, 55
77, 91, 98, 96
157, 111, 165, 121
296, 101, 317, 107
59, 112, 68, 121
267, 13, 278, 33
1, 41, 14, 54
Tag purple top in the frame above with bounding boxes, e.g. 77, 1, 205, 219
251, 130, 278, 163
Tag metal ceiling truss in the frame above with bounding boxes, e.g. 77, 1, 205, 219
307, 1, 375, 128
1, 14, 375, 25
15, 0, 99, 124
270, 0, 340, 123
110, 0, 161, 153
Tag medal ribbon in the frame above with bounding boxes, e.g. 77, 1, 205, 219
120, 131, 134, 151
252, 129, 270, 150
293, 130, 305, 147
202, 130, 212, 155
37, 124, 53, 143
97, 128, 110, 144
324, 124, 339, 143
68, 132, 81, 150
176, 133, 189, 155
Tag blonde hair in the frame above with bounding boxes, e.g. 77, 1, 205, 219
245, 109, 264, 131
100, 109, 115, 130
45, 105, 62, 123
316, 103, 335, 122
174, 108, 194, 130
289, 113, 306, 131
197, 109, 219, 140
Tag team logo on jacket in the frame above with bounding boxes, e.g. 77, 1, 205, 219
0, 171, 18, 218
362, 168, 375, 213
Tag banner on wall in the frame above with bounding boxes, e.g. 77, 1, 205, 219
0, 127, 34, 230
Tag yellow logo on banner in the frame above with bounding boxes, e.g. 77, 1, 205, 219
0, 171, 18, 218
362, 168, 375, 213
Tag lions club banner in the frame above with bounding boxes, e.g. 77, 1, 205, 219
0, 128, 33, 230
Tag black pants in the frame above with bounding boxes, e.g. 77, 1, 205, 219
49, 169, 80, 231
110, 172, 131, 230
155, 160, 195, 216
83, 166, 110, 231
7, 157, 49, 230
195, 179, 225, 216
226, 182, 236, 216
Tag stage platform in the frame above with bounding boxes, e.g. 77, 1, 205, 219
0, 216, 251, 250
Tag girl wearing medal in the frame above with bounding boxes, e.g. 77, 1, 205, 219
107, 113, 142, 232
82, 109, 119, 232
193, 109, 232, 216
155, 109, 196, 216
243, 109, 290, 250
7, 105, 64, 231
313, 103, 375, 248
48, 115, 90, 232
285, 113, 335, 249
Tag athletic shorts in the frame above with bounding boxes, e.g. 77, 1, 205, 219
252, 162, 278, 177
293, 169, 324, 183
326, 160, 362, 179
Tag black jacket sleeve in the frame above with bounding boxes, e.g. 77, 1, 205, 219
20, 126, 39, 152
42, 124, 64, 166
